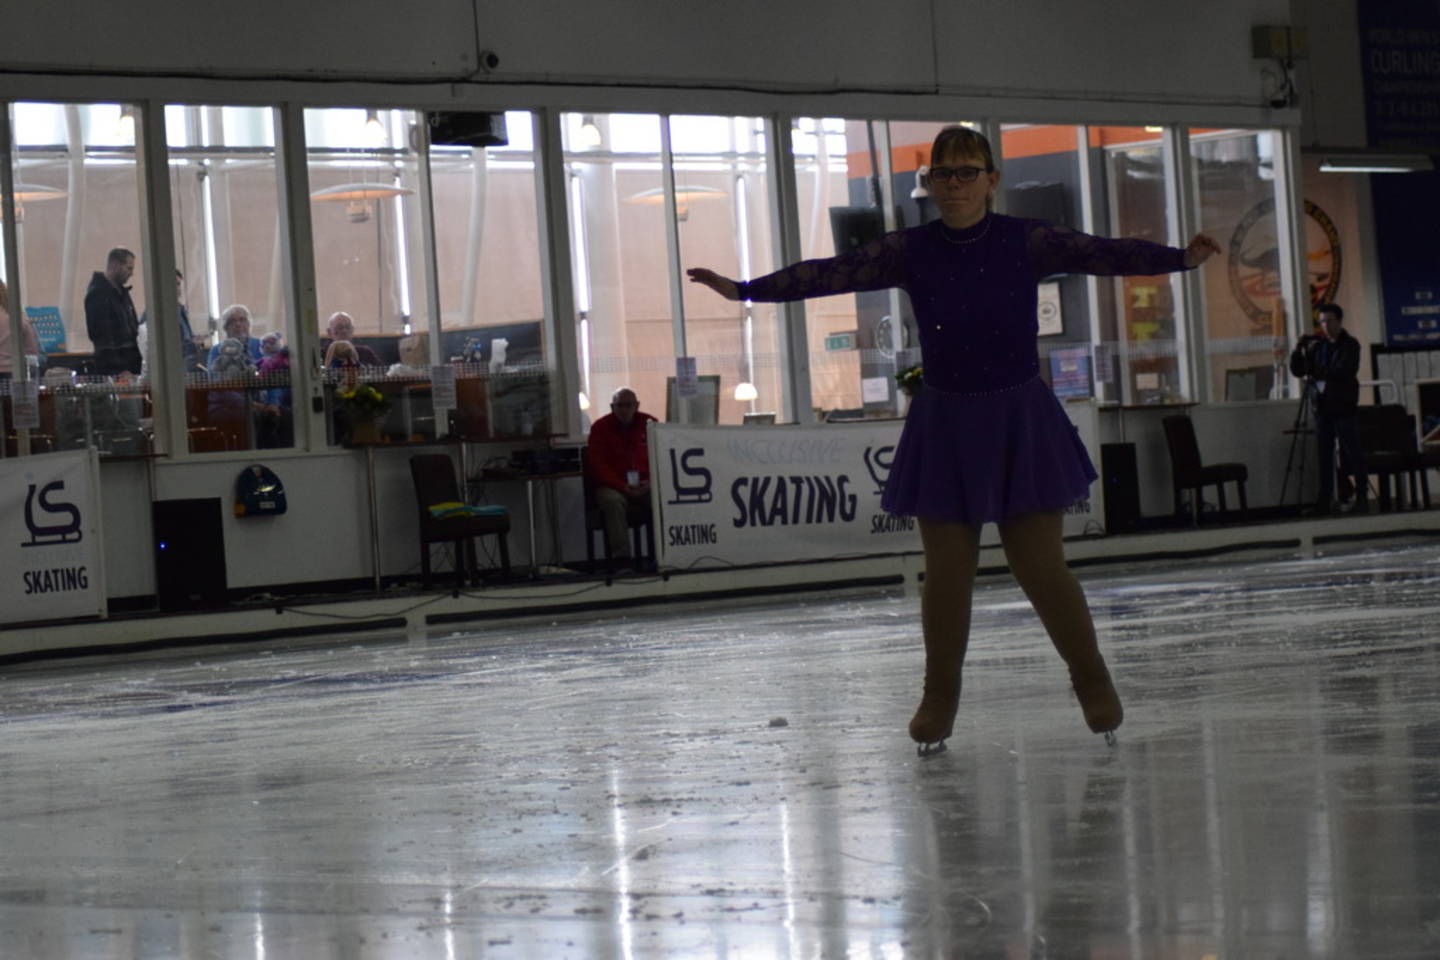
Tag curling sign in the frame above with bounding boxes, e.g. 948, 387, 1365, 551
649, 421, 918, 570
1, 449, 106, 624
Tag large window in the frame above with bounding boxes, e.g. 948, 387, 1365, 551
999, 123, 1093, 397
4, 102, 152, 456
1191, 129, 1287, 403
564, 112, 783, 427
793, 118, 954, 421
1098, 126, 1186, 405
304, 107, 430, 445
166, 105, 293, 452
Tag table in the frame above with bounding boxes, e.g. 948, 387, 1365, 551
480, 468, 583, 578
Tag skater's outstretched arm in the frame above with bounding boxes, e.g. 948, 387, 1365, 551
1025, 221, 1220, 278
687, 232, 907, 303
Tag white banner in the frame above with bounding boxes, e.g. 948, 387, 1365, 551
650, 404, 1106, 570
0, 449, 107, 624
649, 421, 916, 570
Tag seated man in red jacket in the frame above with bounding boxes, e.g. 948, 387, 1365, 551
586, 387, 656, 566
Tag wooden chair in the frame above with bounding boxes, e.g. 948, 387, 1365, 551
580, 446, 653, 572
1161, 415, 1248, 525
409, 453, 511, 587
1355, 405, 1439, 510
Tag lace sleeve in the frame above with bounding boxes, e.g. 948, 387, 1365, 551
738, 232, 907, 302
1025, 220, 1188, 278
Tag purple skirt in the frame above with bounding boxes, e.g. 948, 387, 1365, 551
880, 376, 1097, 526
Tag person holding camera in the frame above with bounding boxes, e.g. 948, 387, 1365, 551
1289, 303, 1366, 515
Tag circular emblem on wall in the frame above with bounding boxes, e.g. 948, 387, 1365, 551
1227, 197, 1342, 332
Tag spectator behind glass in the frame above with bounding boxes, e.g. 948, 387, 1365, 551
324, 340, 360, 369
256, 332, 293, 449
206, 305, 263, 374
321, 311, 380, 367
0, 278, 42, 379
84, 246, 141, 377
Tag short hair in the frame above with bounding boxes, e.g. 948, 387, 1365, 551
220, 304, 252, 333
1317, 303, 1344, 323
107, 247, 135, 267
611, 386, 638, 405
931, 125, 995, 171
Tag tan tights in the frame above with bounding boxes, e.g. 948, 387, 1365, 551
918, 510, 1104, 678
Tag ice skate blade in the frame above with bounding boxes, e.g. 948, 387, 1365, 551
916, 739, 948, 758
1103, 730, 1117, 747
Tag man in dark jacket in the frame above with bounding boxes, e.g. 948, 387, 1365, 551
1290, 303, 1366, 514
85, 247, 141, 376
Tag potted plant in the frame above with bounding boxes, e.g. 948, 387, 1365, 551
337, 382, 392, 445
896, 364, 923, 397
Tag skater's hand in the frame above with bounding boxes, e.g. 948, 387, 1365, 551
686, 268, 740, 301
1183, 233, 1222, 268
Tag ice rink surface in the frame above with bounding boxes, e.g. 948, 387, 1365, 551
2, 543, 1439, 958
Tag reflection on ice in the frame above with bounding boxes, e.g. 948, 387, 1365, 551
0, 544, 1438, 957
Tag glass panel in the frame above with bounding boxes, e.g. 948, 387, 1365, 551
1000, 123, 1093, 398
429, 110, 551, 442
671, 114, 780, 425
1191, 129, 1287, 402
304, 107, 430, 445
563, 112, 673, 429
5, 102, 152, 457
1099, 126, 1184, 404
166, 104, 292, 452
792, 118, 954, 421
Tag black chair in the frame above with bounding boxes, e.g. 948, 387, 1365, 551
1161, 415, 1248, 525
1355, 405, 1438, 510
580, 446, 653, 572
409, 453, 511, 587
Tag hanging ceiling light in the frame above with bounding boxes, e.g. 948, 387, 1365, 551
1, 183, 67, 223
578, 115, 603, 149
364, 109, 388, 146
311, 182, 415, 223
733, 381, 758, 402
116, 104, 136, 141
1318, 154, 1434, 173
626, 184, 727, 221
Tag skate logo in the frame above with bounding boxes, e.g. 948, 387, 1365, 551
22, 479, 83, 548
666, 448, 713, 505
863, 444, 895, 495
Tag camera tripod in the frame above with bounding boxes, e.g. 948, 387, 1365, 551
1279, 377, 1315, 509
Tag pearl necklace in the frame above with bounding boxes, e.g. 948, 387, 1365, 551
939, 215, 991, 246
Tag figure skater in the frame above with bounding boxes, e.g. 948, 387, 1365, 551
688, 125, 1220, 754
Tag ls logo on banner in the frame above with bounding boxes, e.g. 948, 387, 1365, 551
667, 448, 713, 505
23, 480, 83, 548
863, 444, 895, 495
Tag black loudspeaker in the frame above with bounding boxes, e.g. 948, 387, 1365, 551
1100, 443, 1141, 534
828, 205, 887, 253
427, 111, 508, 147
153, 498, 227, 610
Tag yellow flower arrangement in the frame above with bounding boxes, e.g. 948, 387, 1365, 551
337, 382, 392, 420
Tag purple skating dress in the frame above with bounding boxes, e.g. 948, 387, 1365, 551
737, 214, 1190, 526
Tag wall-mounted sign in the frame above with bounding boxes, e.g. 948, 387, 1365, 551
1357, 1, 1440, 149
1227, 197, 1341, 330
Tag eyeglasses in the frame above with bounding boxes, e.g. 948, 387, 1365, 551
928, 165, 988, 185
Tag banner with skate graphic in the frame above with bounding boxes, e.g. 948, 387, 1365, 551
0, 449, 107, 624
648, 420, 918, 571
649, 404, 1104, 571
